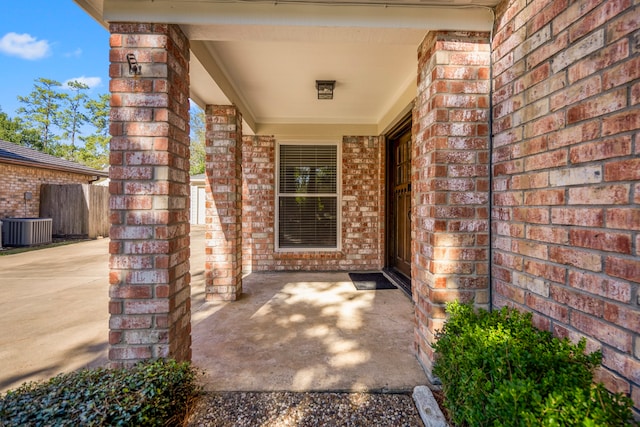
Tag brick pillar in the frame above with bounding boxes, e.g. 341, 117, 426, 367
108, 23, 191, 365
412, 31, 491, 378
204, 105, 243, 301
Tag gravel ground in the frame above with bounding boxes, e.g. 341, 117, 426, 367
187, 392, 425, 427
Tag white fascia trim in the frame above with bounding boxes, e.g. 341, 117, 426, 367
103, 1, 494, 32
73, 0, 107, 28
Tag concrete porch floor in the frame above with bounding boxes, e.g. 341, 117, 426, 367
191, 271, 428, 392
0, 226, 427, 393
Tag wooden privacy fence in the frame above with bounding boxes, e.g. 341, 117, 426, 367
40, 184, 109, 239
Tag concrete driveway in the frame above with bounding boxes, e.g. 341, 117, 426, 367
0, 226, 427, 393
0, 227, 207, 393
0, 238, 110, 391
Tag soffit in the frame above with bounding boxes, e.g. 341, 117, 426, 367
74, 0, 498, 137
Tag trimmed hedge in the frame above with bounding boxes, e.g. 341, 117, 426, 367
433, 302, 637, 426
0, 359, 201, 426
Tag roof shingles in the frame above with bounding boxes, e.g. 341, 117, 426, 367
0, 139, 108, 177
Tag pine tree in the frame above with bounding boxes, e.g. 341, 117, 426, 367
16, 78, 64, 153
60, 80, 89, 147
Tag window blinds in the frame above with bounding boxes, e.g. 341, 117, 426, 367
278, 144, 338, 249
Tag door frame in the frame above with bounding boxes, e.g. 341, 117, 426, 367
384, 113, 413, 292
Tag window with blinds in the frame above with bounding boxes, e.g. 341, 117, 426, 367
277, 144, 339, 250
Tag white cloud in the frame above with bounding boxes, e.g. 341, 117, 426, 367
0, 32, 51, 60
64, 48, 83, 58
63, 76, 102, 89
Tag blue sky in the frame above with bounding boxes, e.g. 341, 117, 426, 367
0, 1, 110, 117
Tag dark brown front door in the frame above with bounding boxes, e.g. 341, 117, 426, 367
388, 126, 412, 279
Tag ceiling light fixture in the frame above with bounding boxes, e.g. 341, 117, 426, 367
316, 80, 335, 100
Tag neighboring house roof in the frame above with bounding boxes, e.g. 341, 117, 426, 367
0, 139, 108, 178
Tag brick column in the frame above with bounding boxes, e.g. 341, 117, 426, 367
108, 23, 191, 365
204, 105, 243, 301
412, 31, 491, 378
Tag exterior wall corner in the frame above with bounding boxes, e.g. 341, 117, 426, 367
491, 0, 639, 414
412, 29, 492, 378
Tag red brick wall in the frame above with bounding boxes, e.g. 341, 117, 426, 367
492, 0, 639, 411
0, 164, 95, 218
242, 135, 276, 273
241, 135, 385, 271
342, 136, 386, 270
108, 23, 192, 366
412, 31, 491, 377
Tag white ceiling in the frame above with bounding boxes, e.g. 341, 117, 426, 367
74, 0, 498, 138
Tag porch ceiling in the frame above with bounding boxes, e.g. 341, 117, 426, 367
74, 0, 498, 138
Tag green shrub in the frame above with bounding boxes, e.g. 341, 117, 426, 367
433, 302, 636, 426
0, 359, 201, 426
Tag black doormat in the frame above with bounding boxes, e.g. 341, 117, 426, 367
349, 272, 397, 290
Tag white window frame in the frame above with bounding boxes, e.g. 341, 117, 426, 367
275, 141, 342, 252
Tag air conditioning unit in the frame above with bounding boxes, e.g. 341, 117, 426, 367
2, 218, 53, 246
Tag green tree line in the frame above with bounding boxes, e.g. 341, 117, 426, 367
1, 77, 110, 169
0, 77, 206, 174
